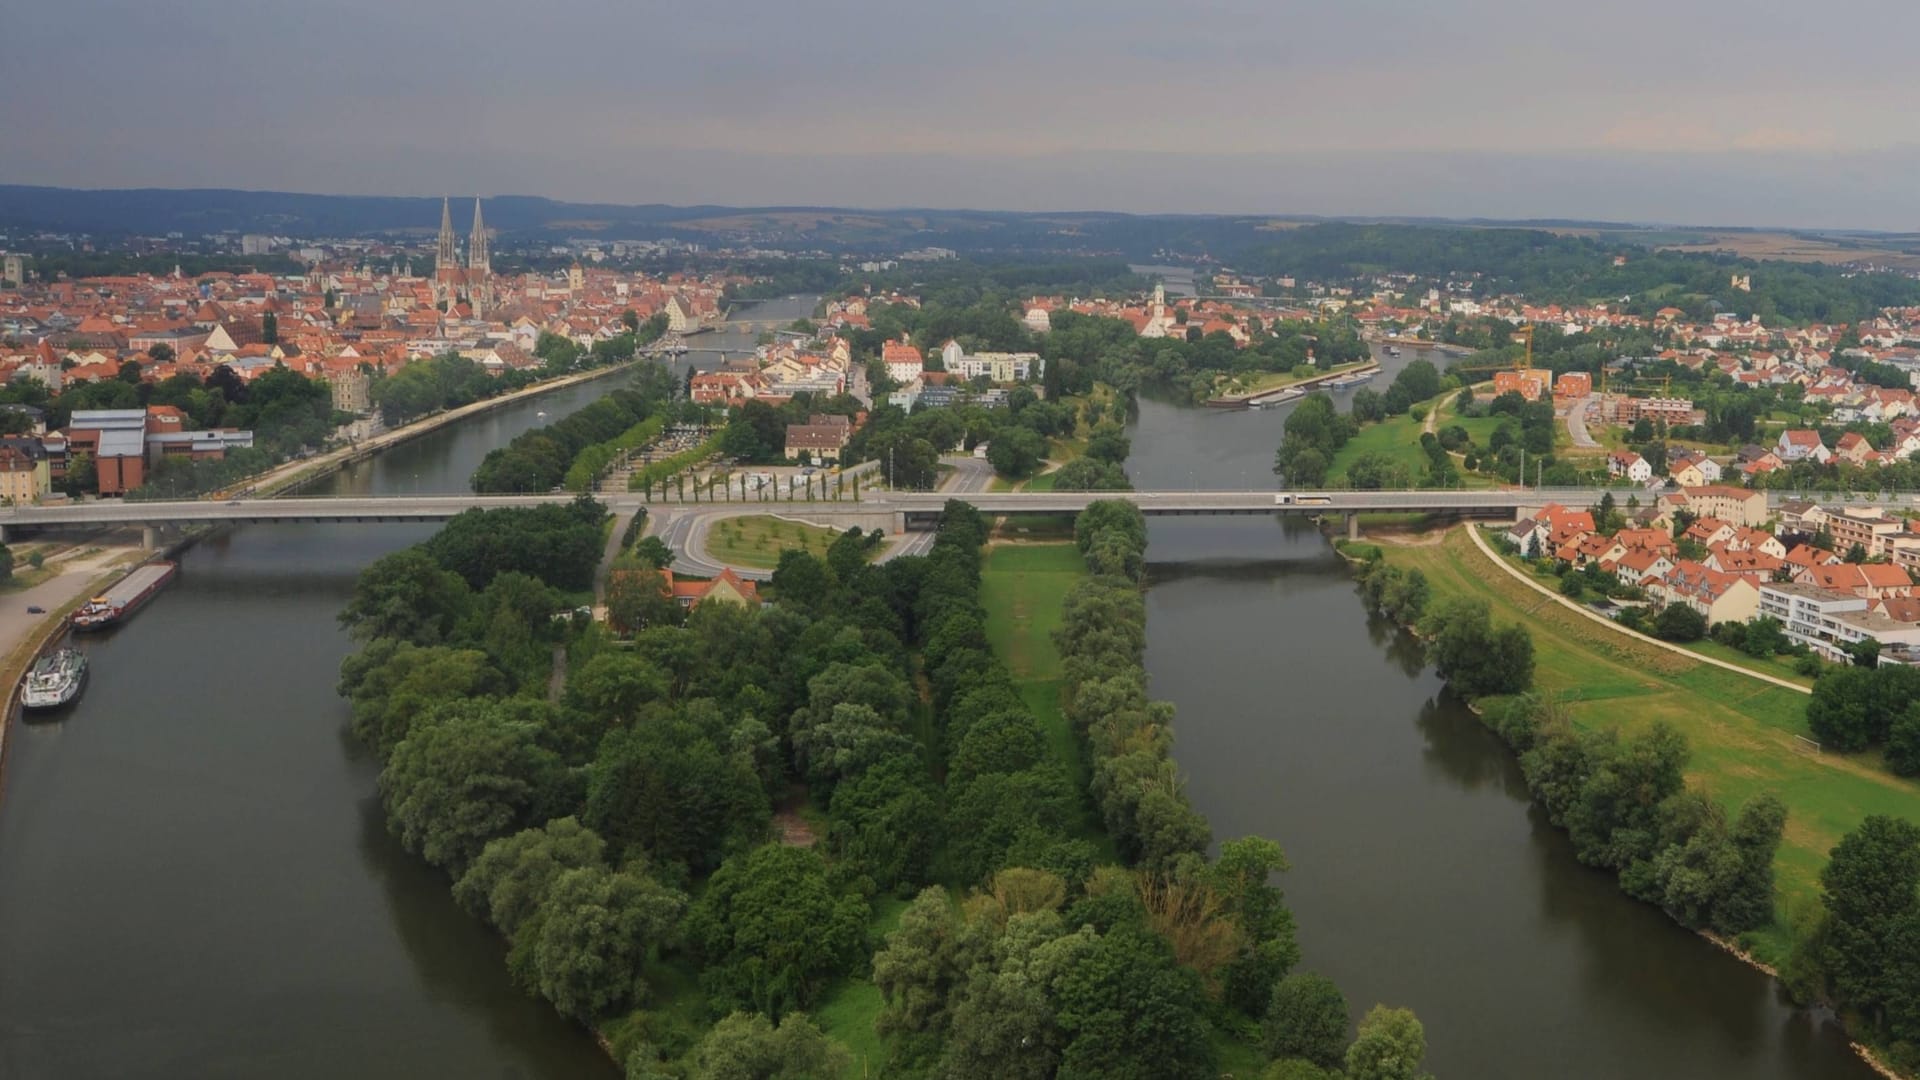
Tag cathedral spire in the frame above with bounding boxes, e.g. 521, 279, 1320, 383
435, 196, 457, 272
468, 197, 489, 273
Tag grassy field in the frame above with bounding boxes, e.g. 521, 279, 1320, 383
1328, 412, 1495, 489
1380, 528, 1920, 960
704, 515, 842, 569
981, 544, 1105, 842
813, 896, 912, 1078
1326, 412, 1429, 485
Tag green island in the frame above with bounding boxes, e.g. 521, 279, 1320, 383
336, 495, 1434, 1080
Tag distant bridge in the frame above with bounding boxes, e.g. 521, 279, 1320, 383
0, 488, 1619, 546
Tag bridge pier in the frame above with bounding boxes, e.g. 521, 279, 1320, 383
1345, 513, 1360, 542
142, 526, 160, 550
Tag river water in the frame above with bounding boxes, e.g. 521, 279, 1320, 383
0, 296, 817, 1080
1128, 346, 1875, 1079
0, 331, 1873, 1079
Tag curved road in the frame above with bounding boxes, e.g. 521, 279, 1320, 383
1566, 394, 1599, 449
655, 456, 994, 577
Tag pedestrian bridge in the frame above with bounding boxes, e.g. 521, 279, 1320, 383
0, 488, 1622, 544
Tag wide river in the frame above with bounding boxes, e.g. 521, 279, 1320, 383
1128, 347, 1874, 1080
0, 330, 1875, 1078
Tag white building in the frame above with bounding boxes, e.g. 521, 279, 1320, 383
1608, 451, 1652, 484
665, 296, 700, 333
938, 341, 1041, 383
1759, 582, 1920, 663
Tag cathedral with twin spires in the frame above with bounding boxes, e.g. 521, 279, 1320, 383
433, 197, 492, 317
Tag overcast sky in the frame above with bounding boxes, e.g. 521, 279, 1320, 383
8, 0, 1920, 229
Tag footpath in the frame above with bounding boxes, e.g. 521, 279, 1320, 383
1463, 522, 1810, 695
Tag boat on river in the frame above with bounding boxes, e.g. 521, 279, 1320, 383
1328, 370, 1376, 389
21, 648, 88, 711
73, 562, 176, 632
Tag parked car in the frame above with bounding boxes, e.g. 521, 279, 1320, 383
26, 605, 44, 614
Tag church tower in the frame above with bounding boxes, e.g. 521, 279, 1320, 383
467, 197, 492, 317
433, 196, 460, 309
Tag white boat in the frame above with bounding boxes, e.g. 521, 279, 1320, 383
22, 648, 87, 711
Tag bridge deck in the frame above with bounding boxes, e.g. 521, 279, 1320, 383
0, 488, 1648, 529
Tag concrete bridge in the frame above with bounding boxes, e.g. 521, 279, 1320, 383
0, 487, 1617, 547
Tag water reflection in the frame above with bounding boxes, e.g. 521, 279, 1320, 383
1129, 390, 1878, 1080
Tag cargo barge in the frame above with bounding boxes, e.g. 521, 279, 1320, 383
72, 562, 177, 632
21, 648, 87, 712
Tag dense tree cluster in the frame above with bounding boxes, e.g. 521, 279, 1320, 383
1233, 222, 1920, 325
1785, 816, 1920, 1073
1353, 559, 1431, 627
1058, 502, 1210, 867
839, 388, 1102, 488
1038, 309, 1369, 407
373, 351, 524, 426
1419, 597, 1535, 697
339, 487, 1438, 1077
336, 488, 987, 1068
1272, 393, 1358, 488
472, 366, 678, 492
1806, 665, 1920, 772
913, 501, 1083, 884
1479, 698, 1784, 938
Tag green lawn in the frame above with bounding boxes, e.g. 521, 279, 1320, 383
981, 543, 1117, 856
813, 896, 913, 1079
704, 515, 842, 569
1327, 394, 1498, 489
1326, 412, 1430, 485
1682, 639, 1819, 689
1381, 528, 1920, 961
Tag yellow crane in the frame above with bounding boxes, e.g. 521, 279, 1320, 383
1600, 368, 1671, 396
1448, 324, 1541, 382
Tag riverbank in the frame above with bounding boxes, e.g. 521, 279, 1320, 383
0, 541, 158, 800
1361, 525, 1920, 964
249, 359, 644, 497
1205, 360, 1378, 408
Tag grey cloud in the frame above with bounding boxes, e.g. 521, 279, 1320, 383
5, 0, 1920, 228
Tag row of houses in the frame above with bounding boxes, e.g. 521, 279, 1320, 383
1507, 493, 1920, 663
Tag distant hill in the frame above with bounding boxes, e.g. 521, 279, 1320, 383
0, 186, 735, 240
4, 185, 1918, 269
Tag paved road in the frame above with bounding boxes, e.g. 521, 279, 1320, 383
10, 485, 1909, 531
880, 456, 994, 561
1566, 394, 1599, 449
650, 456, 996, 576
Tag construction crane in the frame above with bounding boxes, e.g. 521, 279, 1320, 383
1447, 324, 1541, 382
1600, 366, 1672, 396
